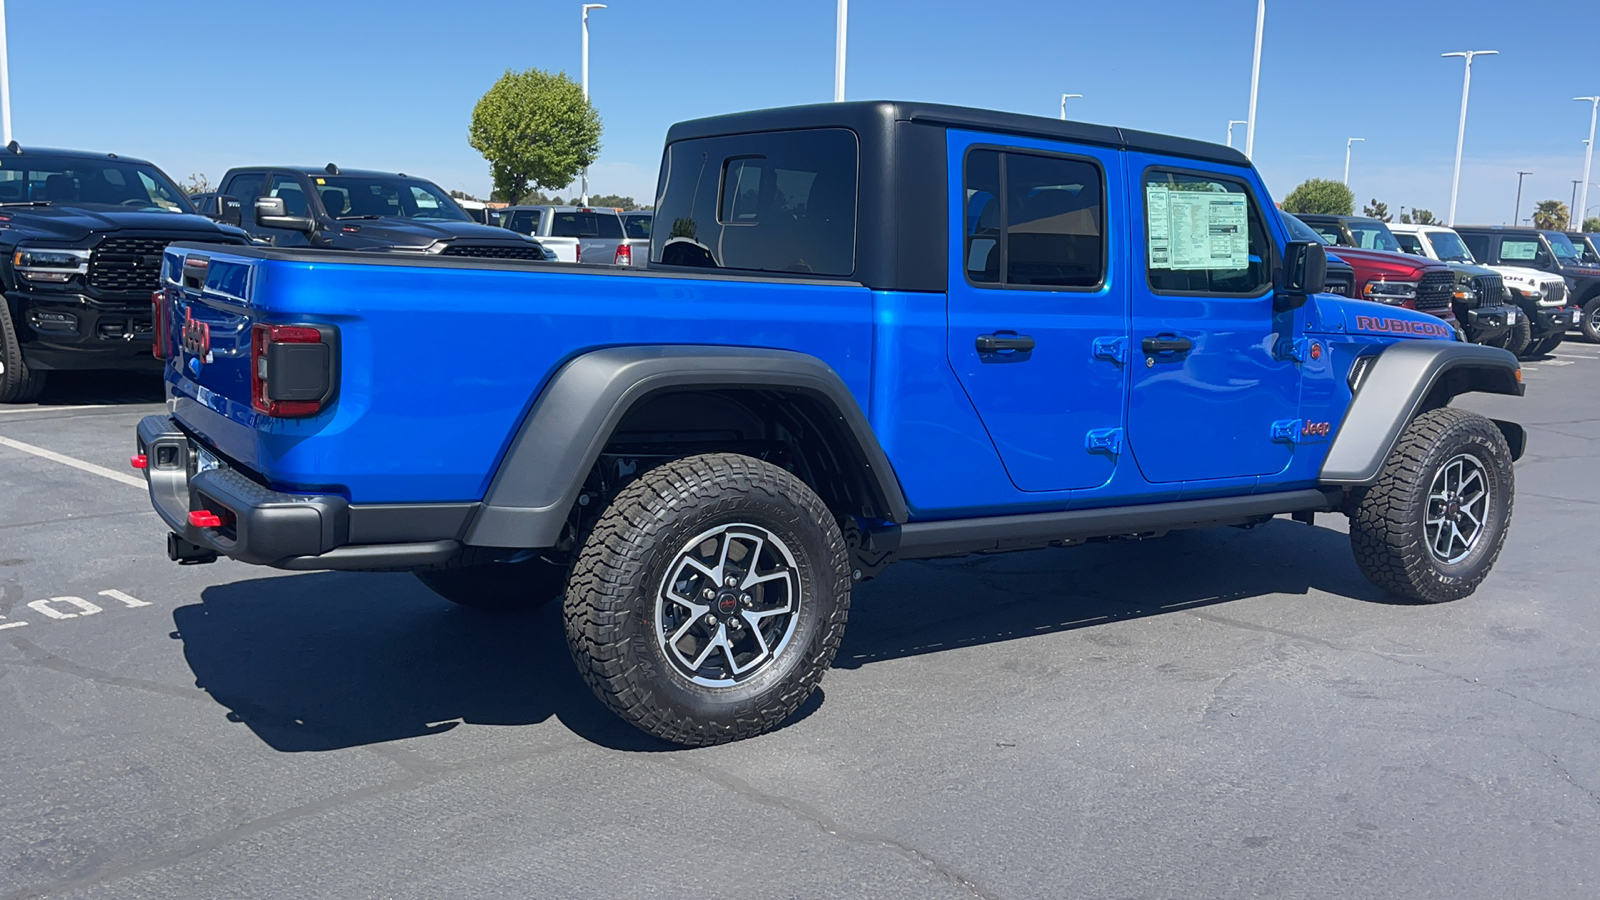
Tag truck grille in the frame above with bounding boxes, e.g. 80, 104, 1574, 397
1416, 271, 1455, 312
439, 243, 546, 261
1324, 272, 1353, 296
89, 237, 173, 295
1470, 274, 1505, 309
1546, 280, 1566, 304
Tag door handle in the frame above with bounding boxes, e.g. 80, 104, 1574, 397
1141, 335, 1193, 354
976, 332, 1036, 353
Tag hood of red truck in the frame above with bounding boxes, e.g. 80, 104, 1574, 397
1325, 246, 1449, 277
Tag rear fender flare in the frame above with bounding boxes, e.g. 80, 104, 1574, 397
464, 346, 908, 548
1320, 340, 1524, 485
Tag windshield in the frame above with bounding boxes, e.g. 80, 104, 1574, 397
1423, 230, 1475, 263
1346, 219, 1400, 252
0, 157, 194, 212
315, 176, 469, 221
1281, 213, 1330, 245
1545, 231, 1581, 260
623, 214, 651, 239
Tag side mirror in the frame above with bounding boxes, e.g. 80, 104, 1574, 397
1276, 240, 1327, 311
254, 196, 315, 233
209, 194, 242, 227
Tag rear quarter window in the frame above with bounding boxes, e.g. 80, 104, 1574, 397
651, 128, 858, 277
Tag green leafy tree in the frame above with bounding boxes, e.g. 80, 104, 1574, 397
469, 68, 602, 205
1411, 208, 1436, 225
1281, 178, 1355, 215
1583, 215, 1600, 232
1533, 200, 1569, 231
587, 193, 643, 210
1362, 198, 1392, 222
448, 189, 485, 202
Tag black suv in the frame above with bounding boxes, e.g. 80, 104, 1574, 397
207, 164, 549, 261
0, 143, 249, 402
1454, 226, 1595, 346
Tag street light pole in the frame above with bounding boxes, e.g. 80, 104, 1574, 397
1514, 170, 1531, 226
1244, 0, 1264, 159
579, 3, 606, 206
1572, 180, 1582, 229
1576, 97, 1599, 232
1059, 93, 1081, 120
1442, 49, 1497, 226
834, 0, 847, 102
0, 0, 12, 146
1343, 137, 1365, 186
1226, 119, 1247, 148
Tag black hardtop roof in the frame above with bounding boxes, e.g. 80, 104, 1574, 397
664, 100, 1250, 167
2, 143, 155, 166
1296, 214, 1384, 223
1453, 225, 1568, 236
231, 165, 434, 180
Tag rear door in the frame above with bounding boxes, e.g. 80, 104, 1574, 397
1124, 157, 1301, 484
945, 131, 1128, 492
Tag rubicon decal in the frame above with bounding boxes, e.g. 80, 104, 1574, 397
1353, 315, 1453, 339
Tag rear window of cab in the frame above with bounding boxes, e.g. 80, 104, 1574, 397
651, 128, 859, 277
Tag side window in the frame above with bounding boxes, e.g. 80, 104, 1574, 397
226, 173, 266, 211
1143, 169, 1269, 295
1498, 238, 1541, 263
1308, 222, 1344, 246
1460, 232, 1491, 263
1394, 232, 1426, 255
507, 210, 540, 235
266, 174, 308, 217
962, 148, 1105, 289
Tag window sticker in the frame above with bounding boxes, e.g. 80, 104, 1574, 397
1500, 240, 1538, 261
1146, 184, 1249, 271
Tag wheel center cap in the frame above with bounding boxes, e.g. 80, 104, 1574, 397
716, 592, 739, 615
1447, 501, 1460, 518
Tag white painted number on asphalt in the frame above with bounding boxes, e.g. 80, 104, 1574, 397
27, 596, 104, 620
3, 589, 150, 630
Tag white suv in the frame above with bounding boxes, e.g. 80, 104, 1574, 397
1391, 223, 1564, 356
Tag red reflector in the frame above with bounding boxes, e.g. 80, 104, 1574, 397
151, 290, 170, 359
188, 510, 223, 528
130, 454, 148, 469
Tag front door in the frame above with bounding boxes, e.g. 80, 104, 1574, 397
1124, 157, 1301, 483
945, 132, 1129, 492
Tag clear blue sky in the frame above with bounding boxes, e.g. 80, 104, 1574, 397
8, 1, 1599, 223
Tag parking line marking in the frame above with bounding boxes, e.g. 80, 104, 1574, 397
0, 435, 145, 488
0, 621, 27, 630
0, 404, 120, 417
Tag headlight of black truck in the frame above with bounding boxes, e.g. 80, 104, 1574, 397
12, 246, 90, 284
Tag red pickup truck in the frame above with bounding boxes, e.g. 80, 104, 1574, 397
1289, 214, 1460, 332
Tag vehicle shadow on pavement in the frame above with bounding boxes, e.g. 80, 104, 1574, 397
174, 572, 702, 754
838, 519, 1389, 668
35, 370, 164, 406
174, 520, 1378, 754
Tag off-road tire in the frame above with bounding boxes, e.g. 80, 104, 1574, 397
1528, 333, 1564, 358
414, 554, 568, 612
1498, 315, 1531, 358
565, 452, 849, 746
1349, 408, 1514, 603
1581, 297, 1600, 343
0, 301, 47, 404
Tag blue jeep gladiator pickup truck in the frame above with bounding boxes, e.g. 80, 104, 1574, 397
137, 102, 1525, 746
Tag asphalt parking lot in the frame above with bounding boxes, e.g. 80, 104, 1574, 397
1, 347, 1597, 900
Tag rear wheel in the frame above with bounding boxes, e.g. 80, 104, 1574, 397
414, 554, 568, 612
1349, 408, 1514, 603
1581, 298, 1600, 343
565, 452, 850, 746
0, 302, 47, 404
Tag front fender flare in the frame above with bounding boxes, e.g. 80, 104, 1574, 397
464, 346, 908, 549
1320, 340, 1523, 485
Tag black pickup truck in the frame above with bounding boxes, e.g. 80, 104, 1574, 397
203, 164, 551, 261
0, 143, 249, 401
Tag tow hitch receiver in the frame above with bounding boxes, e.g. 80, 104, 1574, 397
168, 533, 218, 565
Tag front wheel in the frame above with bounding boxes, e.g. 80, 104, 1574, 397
1581, 298, 1600, 343
0, 302, 47, 404
1496, 314, 1531, 357
1528, 333, 1564, 358
1349, 408, 1514, 603
565, 453, 850, 746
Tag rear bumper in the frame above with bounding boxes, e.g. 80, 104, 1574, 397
137, 415, 469, 570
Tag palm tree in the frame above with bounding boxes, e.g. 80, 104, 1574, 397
1532, 200, 1570, 231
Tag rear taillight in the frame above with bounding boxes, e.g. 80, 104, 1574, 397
614, 243, 632, 266
151, 289, 171, 359
250, 322, 336, 418
575, 243, 582, 263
